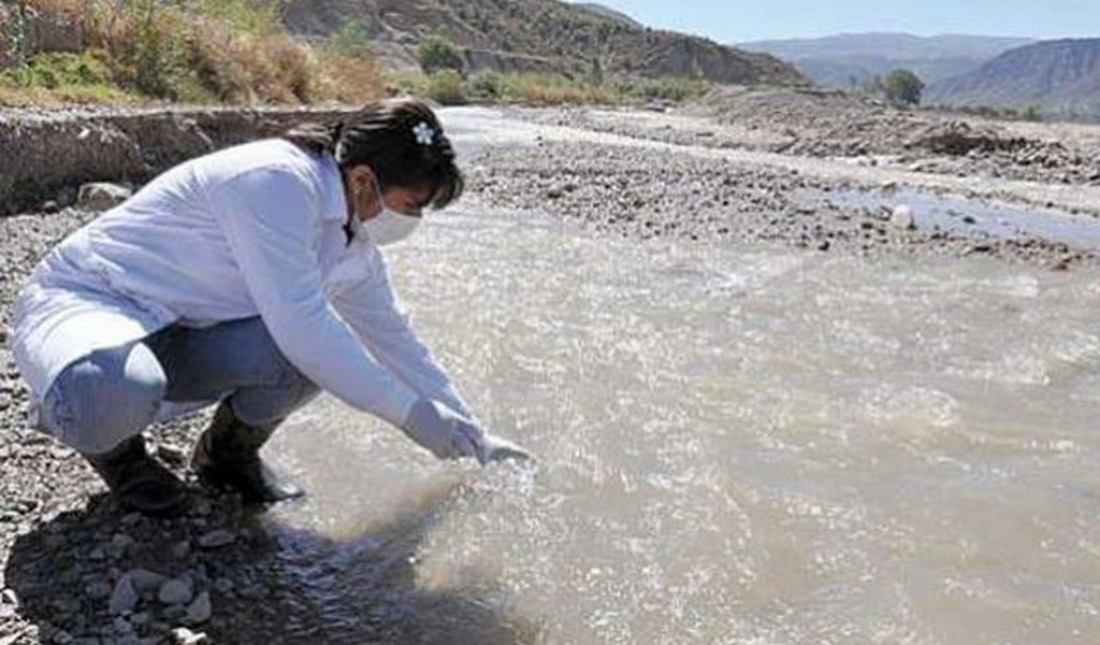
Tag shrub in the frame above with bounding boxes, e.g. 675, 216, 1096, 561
5, 0, 386, 106
418, 35, 465, 75
467, 69, 502, 100
883, 69, 924, 106
427, 68, 466, 105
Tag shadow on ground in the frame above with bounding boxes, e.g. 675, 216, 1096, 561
6, 482, 539, 644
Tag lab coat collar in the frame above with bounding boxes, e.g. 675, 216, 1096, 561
319, 153, 349, 224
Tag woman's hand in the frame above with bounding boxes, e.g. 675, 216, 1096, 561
402, 398, 481, 459
401, 399, 532, 464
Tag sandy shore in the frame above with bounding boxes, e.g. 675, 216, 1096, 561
1, 96, 1099, 644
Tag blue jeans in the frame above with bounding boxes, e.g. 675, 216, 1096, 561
38, 317, 320, 455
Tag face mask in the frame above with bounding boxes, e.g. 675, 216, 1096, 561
363, 205, 421, 246
354, 174, 422, 246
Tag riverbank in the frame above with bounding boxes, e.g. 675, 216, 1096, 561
1, 99, 1099, 643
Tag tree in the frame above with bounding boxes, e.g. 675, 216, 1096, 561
883, 69, 924, 106
418, 35, 465, 76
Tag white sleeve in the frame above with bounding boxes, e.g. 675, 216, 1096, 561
212, 167, 419, 427
332, 249, 475, 421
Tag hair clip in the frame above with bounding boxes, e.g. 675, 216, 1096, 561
412, 122, 435, 146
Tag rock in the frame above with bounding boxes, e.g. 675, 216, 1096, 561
212, 578, 234, 595
183, 592, 211, 626
106, 533, 134, 559
170, 627, 210, 645
77, 183, 132, 212
128, 569, 169, 594
156, 444, 189, 468
158, 576, 194, 606
197, 530, 235, 549
85, 580, 112, 601
42, 200, 60, 214
113, 615, 134, 635
109, 575, 139, 615
890, 204, 916, 230
171, 540, 191, 559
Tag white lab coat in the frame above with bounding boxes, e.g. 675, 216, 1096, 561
12, 139, 472, 428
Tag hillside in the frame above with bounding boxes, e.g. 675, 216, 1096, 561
280, 0, 807, 86
927, 38, 1100, 119
739, 32, 1032, 88
572, 3, 643, 29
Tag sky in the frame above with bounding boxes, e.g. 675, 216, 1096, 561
571, 1, 1100, 43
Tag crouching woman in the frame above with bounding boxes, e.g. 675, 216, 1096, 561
11, 97, 528, 516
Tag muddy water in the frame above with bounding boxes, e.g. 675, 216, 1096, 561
255, 194, 1100, 644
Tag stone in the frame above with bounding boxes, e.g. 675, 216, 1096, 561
109, 575, 139, 616
197, 530, 235, 549
890, 204, 916, 230
42, 200, 60, 214
128, 569, 169, 594
183, 592, 211, 626
77, 183, 132, 212
171, 540, 191, 559
170, 627, 210, 645
158, 577, 194, 606
85, 580, 112, 601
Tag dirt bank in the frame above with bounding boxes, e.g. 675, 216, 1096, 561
0, 107, 357, 217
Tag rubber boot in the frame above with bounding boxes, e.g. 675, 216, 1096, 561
84, 435, 189, 517
191, 401, 304, 504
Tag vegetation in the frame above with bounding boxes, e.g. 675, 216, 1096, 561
883, 68, 924, 106
417, 35, 465, 76
0, 0, 384, 105
390, 68, 710, 107
0, 2, 711, 109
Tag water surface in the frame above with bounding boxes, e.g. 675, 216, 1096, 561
262, 197, 1100, 644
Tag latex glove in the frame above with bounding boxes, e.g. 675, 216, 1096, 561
401, 398, 482, 460
474, 431, 533, 466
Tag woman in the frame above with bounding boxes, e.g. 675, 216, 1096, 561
12, 97, 529, 517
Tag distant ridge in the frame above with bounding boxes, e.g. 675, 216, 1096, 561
281, 0, 807, 87
572, 3, 643, 29
739, 32, 1033, 88
927, 38, 1100, 118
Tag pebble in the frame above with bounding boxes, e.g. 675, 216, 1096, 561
85, 580, 112, 601
197, 529, 236, 549
77, 182, 132, 212
890, 204, 916, 230
158, 576, 194, 606
129, 569, 169, 594
109, 574, 139, 615
171, 540, 191, 559
183, 591, 212, 625
170, 627, 209, 645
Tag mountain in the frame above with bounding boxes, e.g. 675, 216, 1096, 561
739, 32, 1033, 88
927, 38, 1100, 118
571, 3, 643, 29
280, 0, 807, 86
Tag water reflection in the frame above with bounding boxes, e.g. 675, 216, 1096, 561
264, 200, 1100, 644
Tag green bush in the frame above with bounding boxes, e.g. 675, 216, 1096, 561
418, 35, 465, 75
427, 69, 466, 105
883, 69, 924, 106
467, 70, 502, 100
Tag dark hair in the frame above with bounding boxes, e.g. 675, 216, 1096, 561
282, 97, 463, 210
